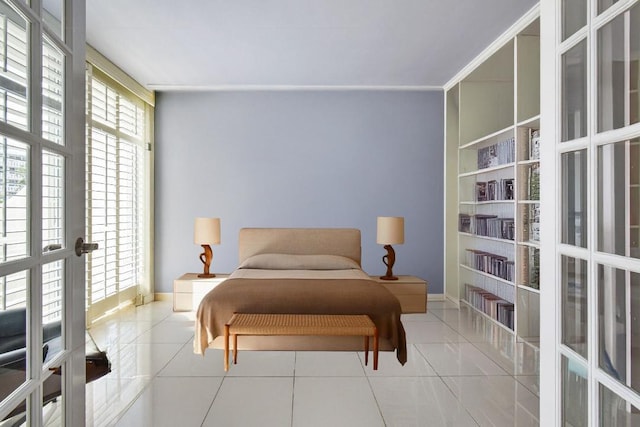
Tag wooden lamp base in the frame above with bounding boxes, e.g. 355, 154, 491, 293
380, 245, 398, 280
198, 244, 216, 278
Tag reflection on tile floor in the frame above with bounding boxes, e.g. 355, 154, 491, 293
83, 300, 539, 426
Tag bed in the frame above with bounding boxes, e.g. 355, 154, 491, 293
194, 228, 407, 364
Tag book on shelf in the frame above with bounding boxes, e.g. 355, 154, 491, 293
475, 178, 514, 202
519, 246, 540, 290
529, 129, 540, 161
504, 178, 514, 200
487, 180, 498, 200
458, 214, 515, 240
477, 136, 515, 170
459, 214, 472, 233
465, 249, 515, 281
464, 283, 514, 330
528, 164, 540, 200
476, 182, 487, 201
528, 247, 540, 289
529, 204, 540, 242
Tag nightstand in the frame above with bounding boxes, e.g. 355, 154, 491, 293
369, 275, 427, 313
173, 273, 229, 312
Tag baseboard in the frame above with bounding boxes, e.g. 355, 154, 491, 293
154, 292, 173, 302
427, 293, 445, 301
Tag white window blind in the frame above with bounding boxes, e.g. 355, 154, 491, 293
42, 36, 64, 145
0, 5, 28, 130
86, 69, 148, 309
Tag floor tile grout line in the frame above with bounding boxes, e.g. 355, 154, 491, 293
199, 374, 227, 427
438, 374, 482, 427
102, 301, 537, 426
418, 315, 485, 426
290, 370, 296, 427
363, 367, 389, 426
102, 315, 190, 425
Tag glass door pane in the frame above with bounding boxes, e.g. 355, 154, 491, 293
42, 261, 63, 363
598, 265, 640, 393
562, 355, 588, 426
597, 139, 640, 258
597, 4, 640, 132
42, 37, 64, 146
0, 137, 29, 262
562, 40, 588, 141
0, 270, 28, 406
562, 255, 588, 358
598, 0, 621, 15
562, 149, 588, 247
0, 1, 29, 131
562, 0, 587, 41
42, 0, 62, 40
599, 383, 640, 425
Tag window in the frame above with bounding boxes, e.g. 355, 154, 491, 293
85, 63, 152, 320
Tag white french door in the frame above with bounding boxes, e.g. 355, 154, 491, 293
0, 0, 86, 425
541, 0, 640, 424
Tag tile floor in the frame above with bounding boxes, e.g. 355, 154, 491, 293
84, 300, 540, 427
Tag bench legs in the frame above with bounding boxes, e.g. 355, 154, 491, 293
364, 328, 379, 370
233, 334, 238, 365
373, 327, 379, 370
224, 325, 240, 372
224, 324, 230, 372
224, 326, 379, 372
225, 332, 379, 371
364, 336, 369, 366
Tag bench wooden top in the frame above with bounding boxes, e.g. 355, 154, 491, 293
226, 313, 376, 336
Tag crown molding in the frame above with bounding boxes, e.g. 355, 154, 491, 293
146, 84, 442, 92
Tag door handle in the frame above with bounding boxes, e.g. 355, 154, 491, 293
75, 237, 99, 257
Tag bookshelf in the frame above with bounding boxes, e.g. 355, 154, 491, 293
444, 16, 540, 345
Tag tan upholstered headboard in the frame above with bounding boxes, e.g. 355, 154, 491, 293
238, 228, 362, 266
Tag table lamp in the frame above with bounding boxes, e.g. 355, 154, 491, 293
194, 217, 220, 278
377, 216, 404, 280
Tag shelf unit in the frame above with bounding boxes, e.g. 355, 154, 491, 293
444, 16, 540, 345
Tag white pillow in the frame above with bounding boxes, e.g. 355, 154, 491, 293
238, 254, 360, 270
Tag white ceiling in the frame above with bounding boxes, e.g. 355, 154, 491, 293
85, 0, 538, 90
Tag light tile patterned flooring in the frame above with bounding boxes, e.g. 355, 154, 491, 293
85, 300, 540, 427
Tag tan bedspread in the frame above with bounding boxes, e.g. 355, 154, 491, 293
194, 277, 407, 364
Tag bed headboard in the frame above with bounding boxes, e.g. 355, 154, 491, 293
238, 228, 362, 266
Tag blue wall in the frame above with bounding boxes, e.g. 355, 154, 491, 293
154, 90, 444, 293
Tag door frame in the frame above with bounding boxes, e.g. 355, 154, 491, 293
0, 0, 86, 424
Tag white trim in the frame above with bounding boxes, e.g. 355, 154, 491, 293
592, 251, 640, 275
591, 122, 640, 146
146, 84, 443, 92
86, 44, 155, 106
556, 136, 591, 153
539, 0, 559, 425
592, 0, 638, 30
426, 293, 445, 301
443, 4, 540, 91
558, 26, 589, 54
154, 292, 173, 302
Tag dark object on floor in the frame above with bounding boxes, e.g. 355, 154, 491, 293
0, 308, 111, 421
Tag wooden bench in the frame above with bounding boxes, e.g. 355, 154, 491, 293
224, 313, 379, 371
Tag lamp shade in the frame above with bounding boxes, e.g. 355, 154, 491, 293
377, 217, 404, 245
194, 217, 221, 245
